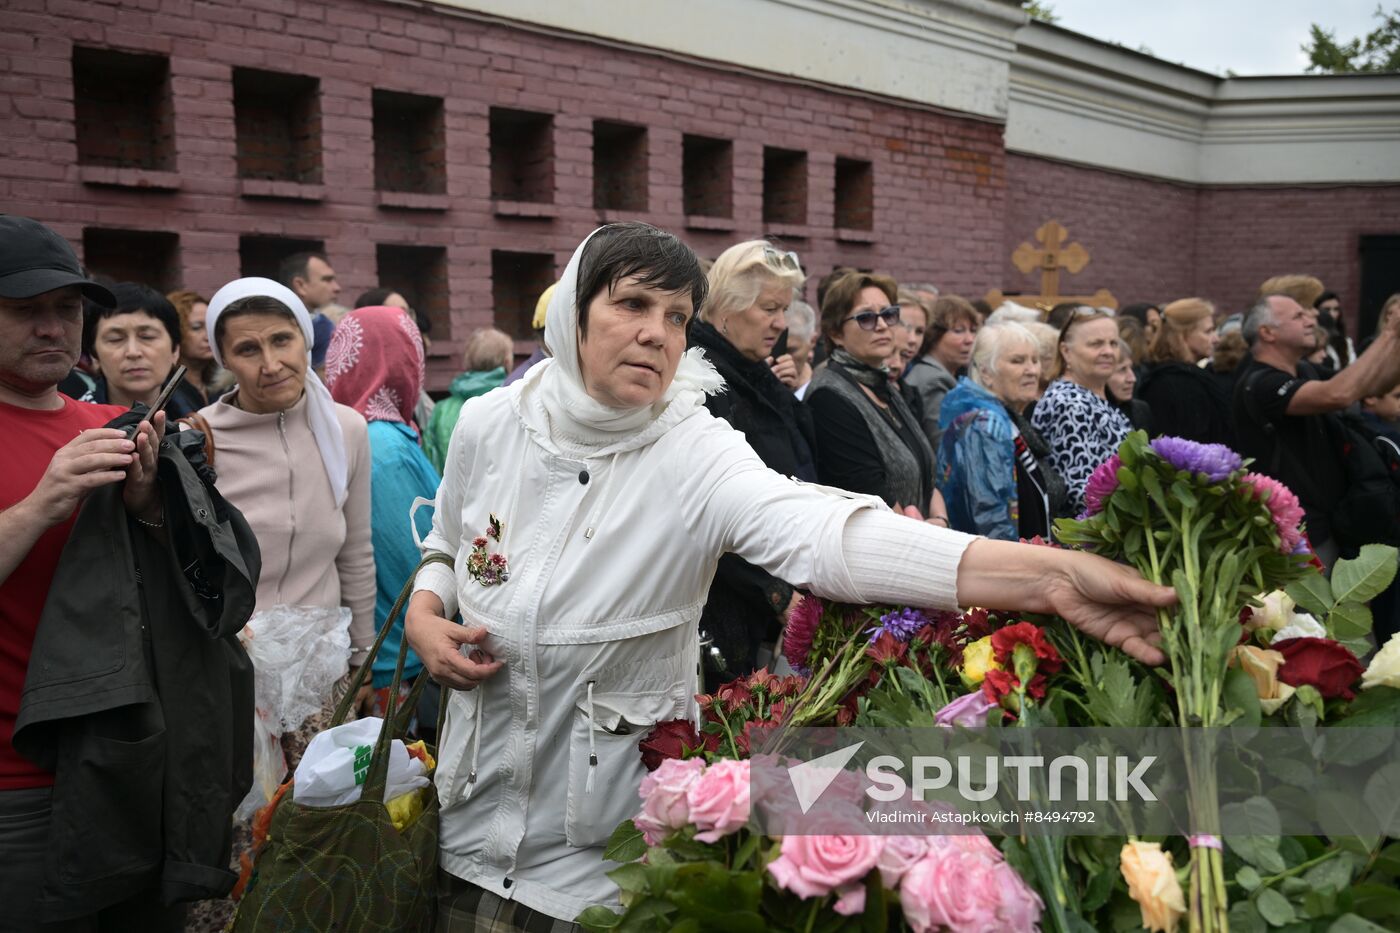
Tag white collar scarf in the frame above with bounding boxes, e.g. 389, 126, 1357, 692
518, 228, 723, 452
206, 277, 349, 507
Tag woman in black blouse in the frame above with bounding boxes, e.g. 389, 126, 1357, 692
805, 271, 946, 524
1136, 297, 1235, 447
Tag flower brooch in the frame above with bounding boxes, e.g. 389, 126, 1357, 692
466, 514, 510, 586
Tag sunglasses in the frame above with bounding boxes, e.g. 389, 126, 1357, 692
762, 246, 802, 273
840, 306, 902, 331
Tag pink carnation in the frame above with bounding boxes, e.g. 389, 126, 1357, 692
1240, 472, 1306, 553
766, 832, 885, 901
686, 759, 751, 842
633, 757, 705, 845
899, 836, 1043, 933
1083, 454, 1122, 517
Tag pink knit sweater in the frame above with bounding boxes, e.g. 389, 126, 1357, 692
197, 392, 376, 663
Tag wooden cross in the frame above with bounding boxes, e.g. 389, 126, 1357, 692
985, 220, 1117, 312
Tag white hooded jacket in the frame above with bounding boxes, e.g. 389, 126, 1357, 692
414, 229, 975, 920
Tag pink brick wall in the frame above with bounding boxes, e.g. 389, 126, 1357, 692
1006, 153, 1400, 337
0, 0, 1007, 388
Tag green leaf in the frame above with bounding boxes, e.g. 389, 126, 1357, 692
1228, 901, 1269, 933
1237, 865, 1263, 891
607, 863, 651, 895
1373, 841, 1400, 878
1225, 665, 1263, 727
1364, 761, 1400, 836
1287, 572, 1335, 617
1304, 853, 1357, 896
1328, 602, 1374, 641
1347, 883, 1400, 922
1256, 888, 1297, 926
1228, 837, 1287, 875
1331, 544, 1399, 605
603, 820, 649, 864
1328, 914, 1394, 933
577, 906, 624, 931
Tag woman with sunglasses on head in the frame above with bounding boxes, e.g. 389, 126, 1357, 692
688, 240, 815, 687
806, 271, 944, 521
1031, 309, 1132, 515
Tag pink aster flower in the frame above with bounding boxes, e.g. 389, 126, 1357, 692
1083, 454, 1122, 517
1240, 472, 1305, 554
782, 595, 823, 675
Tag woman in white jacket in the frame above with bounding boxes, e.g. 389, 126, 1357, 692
405, 223, 1173, 931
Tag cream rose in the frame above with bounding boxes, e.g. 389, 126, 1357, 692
1229, 645, 1296, 715
1362, 632, 1400, 691
1120, 841, 1186, 933
1247, 591, 1295, 633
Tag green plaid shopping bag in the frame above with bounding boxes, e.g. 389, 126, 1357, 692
231, 554, 451, 933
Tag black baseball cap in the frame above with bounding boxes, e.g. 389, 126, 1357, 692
0, 215, 115, 306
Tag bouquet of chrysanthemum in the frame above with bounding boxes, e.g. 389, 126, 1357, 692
1055, 433, 1315, 933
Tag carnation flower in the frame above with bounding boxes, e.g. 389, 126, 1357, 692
1240, 472, 1306, 554
1149, 436, 1243, 482
1083, 454, 1122, 517
960, 636, 1000, 685
867, 607, 928, 643
783, 595, 823, 675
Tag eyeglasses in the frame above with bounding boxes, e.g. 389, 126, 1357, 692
762, 246, 802, 274
840, 306, 902, 331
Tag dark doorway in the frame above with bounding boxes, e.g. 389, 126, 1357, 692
1359, 235, 1400, 340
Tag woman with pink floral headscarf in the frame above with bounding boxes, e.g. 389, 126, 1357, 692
326, 305, 441, 716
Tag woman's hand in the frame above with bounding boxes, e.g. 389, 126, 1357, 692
767, 354, 799, 388
405, 592, 504, 691
956, 539, 1174, 665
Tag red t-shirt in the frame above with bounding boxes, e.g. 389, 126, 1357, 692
0, 396, 126, 790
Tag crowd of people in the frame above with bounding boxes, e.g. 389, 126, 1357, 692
3, 209, 1399, 932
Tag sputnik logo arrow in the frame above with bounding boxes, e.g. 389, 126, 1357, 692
788, 741, 864, 814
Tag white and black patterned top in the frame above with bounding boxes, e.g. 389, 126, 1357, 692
1030, 379, 1131, 515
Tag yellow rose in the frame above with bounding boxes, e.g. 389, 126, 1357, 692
961, 636, 1000, 685
1229, 645, 1296, 715
1362, 632, 1400, 691
1120, 841, 1186, 933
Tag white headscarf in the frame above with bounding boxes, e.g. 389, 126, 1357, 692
206, 277, 349, 507
518, 227, 723, 449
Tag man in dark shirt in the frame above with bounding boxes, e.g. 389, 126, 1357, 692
1233, 292, 1400, 567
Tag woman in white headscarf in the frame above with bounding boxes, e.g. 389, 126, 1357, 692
406, 223, 1173, 931
197, 278, 375, 741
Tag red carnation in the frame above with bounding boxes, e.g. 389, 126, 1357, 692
980, 668, 1051, 704
1273, 637, 1364, 700
638, 719, 703, 772
990, 622, 1063, 674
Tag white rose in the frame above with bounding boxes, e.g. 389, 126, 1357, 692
1271, 612, 1327, 644
1247, 591, 1296, 632
1362, 632, 1400, 691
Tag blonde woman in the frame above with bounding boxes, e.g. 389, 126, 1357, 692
688, 239, 814, 684
1136, 297, 1234, 446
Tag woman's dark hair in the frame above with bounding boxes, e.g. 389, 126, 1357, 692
818, 270, 898, 341
917, 294, 979, 359
575, 223, 708, 336
355, 287, 398, 309
1313, 290, 1351, 365
1120, 302, 1161, 330
82, 282, 182, 356
212, 295, 300, 355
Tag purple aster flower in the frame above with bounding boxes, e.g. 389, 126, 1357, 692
1150, 436, 1242, 483
866, 607, 927, 643
1083, 454, 1122, 517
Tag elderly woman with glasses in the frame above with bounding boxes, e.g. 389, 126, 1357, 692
688, 239, 815, 686
806, 271, 944, 521
1031, 309, 1132, 515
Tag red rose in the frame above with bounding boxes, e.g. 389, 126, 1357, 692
1273, 637, 1364, 700
990, 622, 1063, 674
638, 719, 702, 772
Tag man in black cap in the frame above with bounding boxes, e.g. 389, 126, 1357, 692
0, 215, 170, 930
